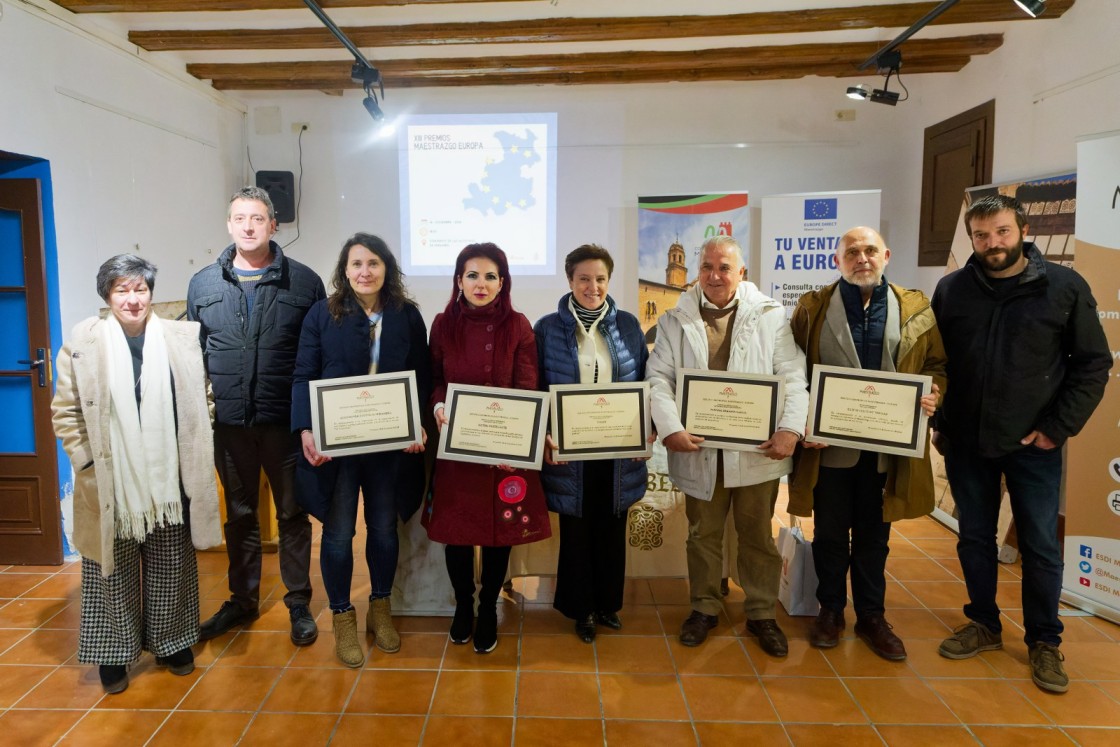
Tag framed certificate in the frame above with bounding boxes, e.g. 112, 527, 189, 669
806, 365, 932, 458
308, 372, 423, 458
549, 382, 653, 462
437, 384, 549, 470
676, 369, 783, 451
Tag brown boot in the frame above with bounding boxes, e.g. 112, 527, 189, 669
333, 609, 364, 668
855, 615, 907, 661
367, 597, 401, 654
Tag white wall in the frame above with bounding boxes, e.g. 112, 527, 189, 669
0, 1, 246, 333
239, 80, 907, 326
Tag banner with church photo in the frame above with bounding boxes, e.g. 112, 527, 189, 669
758, 190, 881, 315
628, 192, 749, 576
1062, 131, 1120, 623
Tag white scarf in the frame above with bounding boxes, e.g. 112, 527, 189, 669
102, 314, 182, 541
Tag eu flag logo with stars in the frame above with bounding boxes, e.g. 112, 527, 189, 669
804, 198, 838, 220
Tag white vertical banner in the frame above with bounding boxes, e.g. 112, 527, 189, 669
1062, 130, 1120, 623
759, 190, 881, 314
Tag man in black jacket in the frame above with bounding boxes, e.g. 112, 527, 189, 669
931, 194, 1111, 694
187, 187, 326, 646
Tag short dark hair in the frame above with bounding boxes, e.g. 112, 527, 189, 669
96, 254, 157, 302
564, 244, 614, 280
327, 233, 412, 319
964, 194, 1028, 234
227, 186, 276, 222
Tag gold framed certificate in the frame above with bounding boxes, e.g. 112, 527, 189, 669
549, 382, 653, 462
676, 369, 783, 451
807, 365, 932, 458
308, 372, 423, 457
437, 384, 549, 470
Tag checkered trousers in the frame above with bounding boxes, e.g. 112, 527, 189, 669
78, 521, 200, 665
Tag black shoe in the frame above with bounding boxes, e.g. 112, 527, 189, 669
855, 615, 907, 661
450, 601, 474, 645
155, 647, 195, 676
809, 608, 845, 649
679, 610, 719, 647
575, 614, 597, 643
746, 619, 789, 658
474, 605, 498, 654
99, 665, 128, 694
199, 601, 259, 641
289, 604, 318, 646
595, 611, 623, 630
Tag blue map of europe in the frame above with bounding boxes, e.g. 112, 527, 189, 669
463, 129, 540, 216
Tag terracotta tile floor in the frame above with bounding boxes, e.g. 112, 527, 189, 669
2, 509, 1120, 745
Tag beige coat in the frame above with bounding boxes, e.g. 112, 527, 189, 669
51, 315, 221, 576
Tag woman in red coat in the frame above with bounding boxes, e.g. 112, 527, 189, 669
423, 243, 551, 653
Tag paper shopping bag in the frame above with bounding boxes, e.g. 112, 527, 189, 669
777, 524, 820, 617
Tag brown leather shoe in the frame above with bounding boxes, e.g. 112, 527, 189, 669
746, 618, 788, 657
809, 608, 845, 649
679, 610, 719, 647
855, 615, 907, 661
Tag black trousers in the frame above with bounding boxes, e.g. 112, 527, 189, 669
214, 423, 312, 610
445, 544, 512, 607
553, 459, 628, 620
811, 451, 891, 618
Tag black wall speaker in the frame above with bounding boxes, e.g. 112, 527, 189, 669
255, 170, 295, 223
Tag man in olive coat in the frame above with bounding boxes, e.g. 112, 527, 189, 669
789, 226, 946, 661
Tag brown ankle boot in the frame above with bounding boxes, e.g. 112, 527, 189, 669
333, 609, 364, 668
367, 597, 401, 653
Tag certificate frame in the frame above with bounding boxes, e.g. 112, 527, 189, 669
806, 364, 932, 458
676, 369, 783, 451
308, 371, 423, 458
437, 383, 550, 470
549, 382, 653, 462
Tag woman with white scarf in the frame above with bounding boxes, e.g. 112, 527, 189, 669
52, 255, 221, 695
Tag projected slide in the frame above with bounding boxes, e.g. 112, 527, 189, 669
399, 113, 557, 276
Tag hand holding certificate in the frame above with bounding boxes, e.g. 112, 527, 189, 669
675, 369, 783, 451
806, 365, 932, 458
436, 384, 549, 470
548, 382, 653, 462
308, 372, 424, 458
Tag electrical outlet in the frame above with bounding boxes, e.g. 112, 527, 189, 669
834, 109, 856, 122
291, 122, 310, 133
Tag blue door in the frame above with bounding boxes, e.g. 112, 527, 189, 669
0, 177, 62, 564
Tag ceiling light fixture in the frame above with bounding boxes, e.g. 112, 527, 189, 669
855, 0, 1046, 72
303, 0, 386, 122
846, 84, 870, 100
847, 0, 1044, 102
849, 51, 906, 106
1013, 0, 1047, 17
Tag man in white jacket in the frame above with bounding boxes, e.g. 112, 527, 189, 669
647, 236, 809, 655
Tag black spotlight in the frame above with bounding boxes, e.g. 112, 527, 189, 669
1013, 0, 1046, 17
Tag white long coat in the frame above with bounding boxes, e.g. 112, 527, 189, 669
51, 315, 221, 576
646, 282, 809, 500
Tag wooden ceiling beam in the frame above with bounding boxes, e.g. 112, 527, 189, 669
127, 0, 1073, 51
57, 0, 523, 12
205, 58, 974, 90
187, 34, 1001, 90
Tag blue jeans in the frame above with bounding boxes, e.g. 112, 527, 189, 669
944, 442, 1064, 646
320, 454, 400, 613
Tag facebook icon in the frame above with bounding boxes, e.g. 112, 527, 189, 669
804, 198, 838, 220
1080, 544, 1093, 558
